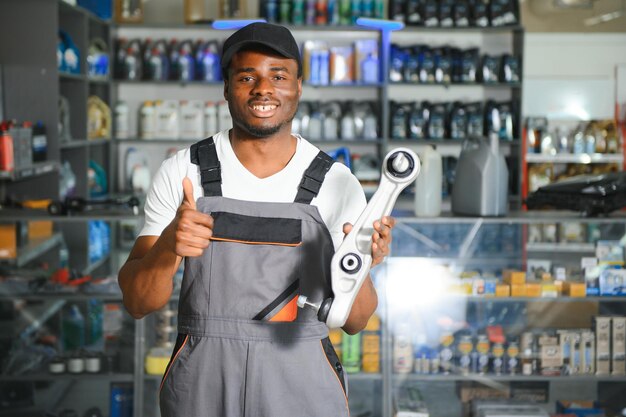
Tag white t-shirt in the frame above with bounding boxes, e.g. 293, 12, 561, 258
139, 130, 367, 249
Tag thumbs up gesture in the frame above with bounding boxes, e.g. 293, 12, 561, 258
172, 177, 214, 257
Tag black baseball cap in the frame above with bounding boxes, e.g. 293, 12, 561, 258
221, 22, 302, 78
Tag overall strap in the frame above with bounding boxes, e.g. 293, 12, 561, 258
294, 150, 335, 204
190, 136, 222, 197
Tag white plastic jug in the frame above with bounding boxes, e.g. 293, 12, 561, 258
414, 145, 442, 217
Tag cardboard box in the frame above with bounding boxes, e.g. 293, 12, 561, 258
558, 330, 573, 375
0, 223, 21, 259
539, 335, 561, 373
595, 317, 611, 375
503, 269, 526, 285
525, 283, 542, 297
612, 316, 626, 375
564, 282, 587, 297
495, 284, 510, 297
510, 284, 526, 297
28, 220, 53, 240
599, 267, 626, 296
581, 331, 595, 374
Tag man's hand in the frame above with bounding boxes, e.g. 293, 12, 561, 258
172, 177, 214, 257
342, 215, 396, 267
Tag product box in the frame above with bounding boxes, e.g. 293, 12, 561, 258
525, 283, 542, 297
596, 240, 624, 265
302, 40, 330, 85
329, 46, 354, 84
539, 334, 561, 375
556, 401, 603, 417
581, 331, 595, 374
0, 222, 29, 259
564, 282, 587, 298
599, 267, 626, 296
503, 269, 526, 285
595, 317, 611, 375
353, 39, 378, 83
527, 259, 551, 279
570, 331, 582, 375
495, 284, 510, 297
582, 256, 600, 296
612, 316, 626, 375
510, 284, 526, 297
541, 283, 558, 298
361, 314, 381, 373
28, 220, 53, 240
558, 330, 572, 375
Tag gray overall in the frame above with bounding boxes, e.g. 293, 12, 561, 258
159, 137, 350, 417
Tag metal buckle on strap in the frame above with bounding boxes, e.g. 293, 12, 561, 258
299, 174, 322, 195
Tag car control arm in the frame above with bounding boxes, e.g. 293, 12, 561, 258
298, 148, 420, 328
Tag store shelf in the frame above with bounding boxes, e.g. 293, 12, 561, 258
88, 76, 111, 84
525, 153, 624, 164
0, 372, 134, 382
59, 72, 87, 81
0, 161, 59, 181
526, 242, 595, 253
0, 208, 143, 222
388, 82, 521, 89
392, 374, 626, 382
0, 292, 123, 302
395, 211, 626, 224
0, 233, 63, 268
117, 137, 383, 145
60, 138, 111, 149
397, 25, 524, 33
114, 22, 377, 32
112, 79, 222, 86
305, 82, 384, 88
346, 372, 382, 381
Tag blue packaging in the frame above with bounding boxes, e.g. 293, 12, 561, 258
319, 50, 330, 85
309, 51, 321, 84
599, 266, 626, 296
78, 0, 112, 20
110, 383, 133, 417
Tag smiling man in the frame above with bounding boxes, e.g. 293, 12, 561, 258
118, 22, 396, 417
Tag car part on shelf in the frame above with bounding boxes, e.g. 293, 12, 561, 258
525, 171, 626, 217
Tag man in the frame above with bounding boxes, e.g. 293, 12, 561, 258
118, 22, 395, 417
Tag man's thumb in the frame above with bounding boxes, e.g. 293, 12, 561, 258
182, 177, 196, 209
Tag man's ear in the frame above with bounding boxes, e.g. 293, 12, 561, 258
297, 77, 303, 99
223, 77, 229, 100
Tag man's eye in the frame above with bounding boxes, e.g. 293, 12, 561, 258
274, 75, 286, 81
240, 76, 253, 82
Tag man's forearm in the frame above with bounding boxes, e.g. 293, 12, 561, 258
342, 274, 378, 335
119, 229, 181, 318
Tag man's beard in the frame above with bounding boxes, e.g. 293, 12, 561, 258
235, 108, 297, 138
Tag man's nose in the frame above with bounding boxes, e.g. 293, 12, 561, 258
251, 76, 273, 95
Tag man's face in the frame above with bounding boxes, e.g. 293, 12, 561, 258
224, 48, 302, 138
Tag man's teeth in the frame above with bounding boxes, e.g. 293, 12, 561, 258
253, 105, 277, 111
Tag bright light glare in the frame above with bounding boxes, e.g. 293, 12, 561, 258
386, 259, 454, 310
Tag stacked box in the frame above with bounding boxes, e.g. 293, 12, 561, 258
612, 317, 626, 375
595, 317, 611, 375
